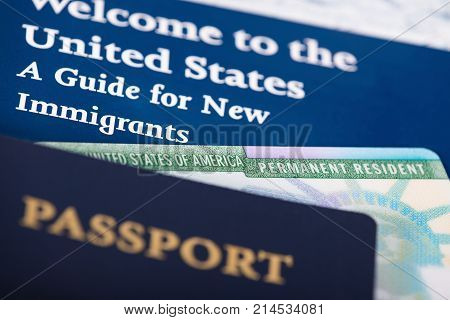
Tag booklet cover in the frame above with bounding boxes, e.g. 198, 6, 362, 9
0, 136, 376, 299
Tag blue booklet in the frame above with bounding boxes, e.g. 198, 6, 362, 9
0, 136, 376, 299
0, 0, 449, 169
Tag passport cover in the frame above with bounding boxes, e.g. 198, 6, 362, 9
0, 136, 376, 299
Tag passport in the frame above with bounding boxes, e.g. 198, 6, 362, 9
0, 136, 376, 299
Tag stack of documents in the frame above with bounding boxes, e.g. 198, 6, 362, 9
0, 0, 448, 300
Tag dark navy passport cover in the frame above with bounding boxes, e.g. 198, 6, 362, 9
0, 136, 376, 299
